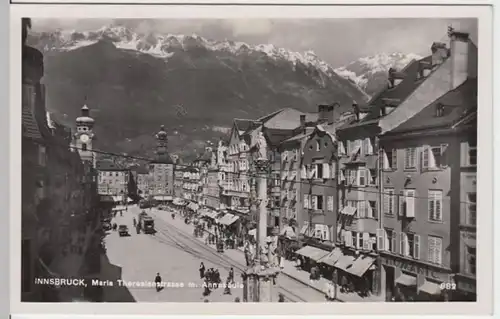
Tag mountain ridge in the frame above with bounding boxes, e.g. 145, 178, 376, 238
27, 25, 369, 161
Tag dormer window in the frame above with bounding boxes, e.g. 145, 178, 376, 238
436, 103, 445, 117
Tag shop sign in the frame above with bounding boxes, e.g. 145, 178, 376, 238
382, 256, 449, 281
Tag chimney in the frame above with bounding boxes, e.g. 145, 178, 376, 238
352, 102, 360, 121
300, 114, 306, 127
449, 28, 470, 89
431, 42, 449, 66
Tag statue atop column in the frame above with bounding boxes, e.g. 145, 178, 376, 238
256, 131, 267, 160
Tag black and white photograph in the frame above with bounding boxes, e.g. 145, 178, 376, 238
13, 3, 493, 313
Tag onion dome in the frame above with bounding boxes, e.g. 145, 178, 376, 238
156, 125, 168, 139
76, 104, 95, 124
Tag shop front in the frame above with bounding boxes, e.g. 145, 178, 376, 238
380, 254, 453, 302
331, 250, 377, 297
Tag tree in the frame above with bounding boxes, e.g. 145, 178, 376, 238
22, 18, 31, 45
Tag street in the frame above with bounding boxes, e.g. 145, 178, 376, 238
100, 205, 329, 302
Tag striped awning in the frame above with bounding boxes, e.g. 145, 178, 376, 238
295, 245, 330, 261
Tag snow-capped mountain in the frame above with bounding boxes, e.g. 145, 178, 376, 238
26, 25, 368, 160
31, 25, 344, 79
334, 52, 423, 97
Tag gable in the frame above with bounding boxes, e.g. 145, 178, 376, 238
229, 123, 241, 146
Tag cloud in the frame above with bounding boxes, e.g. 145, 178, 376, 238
223, 19, 273, 36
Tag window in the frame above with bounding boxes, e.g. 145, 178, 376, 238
338, 142, 346, 156
316, 140, 320, 151
363, 138, 373, 155
81, 143, 87, 151
358, 169, 366, 186
466, 193, 476, 226
466, 141, 477, 166
21, 239, 32, 293
465, 246, 476, 275
383, 188, 396, 215
401, 233, 420, 259
357, 201, 367, 218
384, 149, 398, 170
368, 201, 377, 219
348, 169, 357, 185
404, 148, 417, 169
38, 146, 46, 167
327, 196, 334, 211
311, 195, 323, 210
368, 169, 377, 185
428, 236, 443, 265
428, 190, 443, 222
422, 145, 447, 169
315, 164, 323, 179
384, 229, 397, 253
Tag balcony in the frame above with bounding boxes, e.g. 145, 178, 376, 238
344, 217, 378, 233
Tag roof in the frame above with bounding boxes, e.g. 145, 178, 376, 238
338, 56, 430, 131
263, 108, 317, 130
96, 160, 128, 171
264, 127, 297, 147
22, 103, 42, 140
281, 130, 313, 144
389, 78, 477, 134
234, 119, 259, 134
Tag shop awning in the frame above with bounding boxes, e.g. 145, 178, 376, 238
396, 274, 417, 286
344, 255, 376, 277
318, 247, 343, 266
333, 255, 356, 271
218, 214, 239, 226
112, 196, 122, 203
295, 245, 330, 262
419, 281, 442, 295
340, 206, 357, 216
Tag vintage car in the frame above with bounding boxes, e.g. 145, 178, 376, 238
118, 225, 129, 237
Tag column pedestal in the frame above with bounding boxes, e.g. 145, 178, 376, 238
242, 264, 280, 302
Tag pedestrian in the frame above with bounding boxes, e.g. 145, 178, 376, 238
215, 269, 221, 286
228, 267, 234, 284
154, 272, 162, 292
199, 262, 205, 279
203, 276, 211, 297
234, 297, 240, 302
223, 277, 231, 295
278, 293, 285, 302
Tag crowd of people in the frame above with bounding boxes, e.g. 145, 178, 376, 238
199, 262, 235, 297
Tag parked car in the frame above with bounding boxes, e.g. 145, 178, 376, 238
118, 225, 129, 237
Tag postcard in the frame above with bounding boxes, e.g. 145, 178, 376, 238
9, 2, 493, 316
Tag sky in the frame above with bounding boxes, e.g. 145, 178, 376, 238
32, 18, 478, 67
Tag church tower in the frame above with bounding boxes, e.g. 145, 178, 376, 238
74, 104, 96, 167
149, 125, 174, 202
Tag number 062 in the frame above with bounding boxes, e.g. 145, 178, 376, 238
439, 282, 456, 290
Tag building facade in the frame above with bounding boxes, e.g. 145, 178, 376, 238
97, 161, 129, 197
182, 167, 200, 202
376, 29, 477, 302
149, 125, 175, 202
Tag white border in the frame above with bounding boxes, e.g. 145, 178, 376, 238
10, 3, 493, 316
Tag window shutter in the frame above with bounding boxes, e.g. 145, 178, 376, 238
391, 232, 397, 253
460, 142, 468, 166
301, 165, 307, 179
330, 162, 336, 178
392, 149, 398, 169
303, 194, 308, 209
383, 151, 389, 169
398, 191, 405, 216
436, 192, 442, 221
383, 192, 389, 214
362, 232, 370, 250
436, 238, 442, 265
404, 233, 410, 257
414, 235, 420, 259
339, 169, 345, 181
406, 190, 415, 218
377, 229, 385, 251
359, 201, 366, 218
399, 232, 405, 255
323, 163, 330, 179
346, 140, 351, 154
368, 138, 374, 154
428, 237, 435, 263
422, 147, 429, 170
367, 201, 373, 218
440, 144, 449, 167
312, 196, 318, 210
429, 147, 436, 168
346, 231, 353, 247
